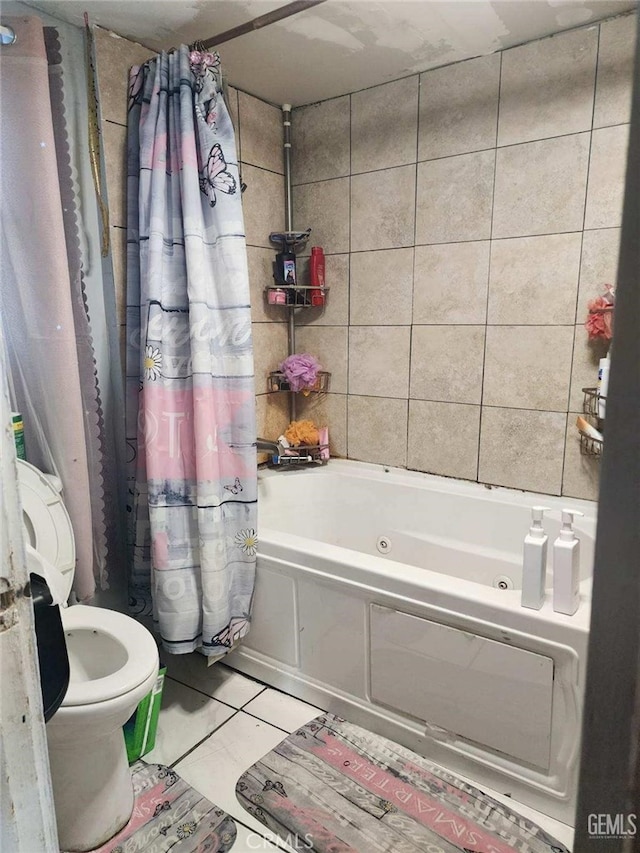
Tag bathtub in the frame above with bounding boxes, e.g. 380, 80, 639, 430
226, 460, 596, 825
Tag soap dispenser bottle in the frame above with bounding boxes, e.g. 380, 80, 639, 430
521, 506, 550, 610
552, 508, 584, 615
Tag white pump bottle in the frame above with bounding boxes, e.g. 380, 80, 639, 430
552, 508, 584, 615
521, 506, 550, 610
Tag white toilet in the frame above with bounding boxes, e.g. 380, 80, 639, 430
18, 459, 159, 852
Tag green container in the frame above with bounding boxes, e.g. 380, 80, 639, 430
12, 412, 25, 460
123, 666, 166, 764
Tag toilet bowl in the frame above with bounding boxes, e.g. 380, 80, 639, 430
18, 460, 159, 852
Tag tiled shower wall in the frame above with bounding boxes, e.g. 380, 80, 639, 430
290, 12, 636, 500
93, 28, 290, 448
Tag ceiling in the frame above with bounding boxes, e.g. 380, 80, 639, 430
24, 0, 638, 105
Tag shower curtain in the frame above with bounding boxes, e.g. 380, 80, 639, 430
126, 47, 257, 657
0, 15, 103, 601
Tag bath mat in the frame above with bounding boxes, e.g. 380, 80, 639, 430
85, 760, 236, 853
236, 714, 570, 853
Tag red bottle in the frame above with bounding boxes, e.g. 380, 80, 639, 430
309, 246, 325, 307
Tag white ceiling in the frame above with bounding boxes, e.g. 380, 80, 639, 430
24, 0, 638, 105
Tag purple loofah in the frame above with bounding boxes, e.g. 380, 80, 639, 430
280, 353, 321, 393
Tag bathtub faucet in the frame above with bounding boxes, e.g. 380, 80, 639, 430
256, 437, 281, 455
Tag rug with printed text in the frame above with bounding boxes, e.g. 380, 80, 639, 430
83, 760, 236, 853
236, 713, 569, 853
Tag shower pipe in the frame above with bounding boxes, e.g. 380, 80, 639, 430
282, 103, 297, 422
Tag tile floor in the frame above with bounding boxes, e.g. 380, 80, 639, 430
146, 653, 575, 852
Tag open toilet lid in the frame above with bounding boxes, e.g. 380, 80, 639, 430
17, 459, 75, 601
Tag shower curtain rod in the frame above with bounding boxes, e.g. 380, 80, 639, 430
194, 0, 327, 50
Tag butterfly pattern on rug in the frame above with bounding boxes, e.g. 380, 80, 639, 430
153, 800, 171, 817
199, 143, 237, 207
263, 780, 287, 798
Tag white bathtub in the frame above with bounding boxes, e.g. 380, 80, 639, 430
227, 460, 596, 825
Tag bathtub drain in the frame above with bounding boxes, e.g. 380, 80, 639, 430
376, 536, 392, 555
493, 575, 514, 590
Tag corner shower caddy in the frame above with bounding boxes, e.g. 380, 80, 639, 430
580, 387, 604, 457
264, 228, 332, 401
261, 105, 331, 465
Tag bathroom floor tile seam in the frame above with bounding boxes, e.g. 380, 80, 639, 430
161, 670, 328, 769
163, 671, 267, 713
163, 666, 325, 721
164, 701, 309, 770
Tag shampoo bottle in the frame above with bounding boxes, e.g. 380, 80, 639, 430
552, 508, 584, 615
309, 246, 325, 307
274, 252, 297, 304
597, 352, 610, 419
521, 506, 550, 610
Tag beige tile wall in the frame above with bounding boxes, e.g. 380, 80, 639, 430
290, 12, 636, 499
93, 28, 289, 446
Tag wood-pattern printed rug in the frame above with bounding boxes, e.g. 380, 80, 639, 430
84, 760, 236, 852
236, 713, 570, 853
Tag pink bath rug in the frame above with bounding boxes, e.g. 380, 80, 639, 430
236, 713, 569, 853
81, 760, 236, 853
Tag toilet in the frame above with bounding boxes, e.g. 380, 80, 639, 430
18, 459, 159, 852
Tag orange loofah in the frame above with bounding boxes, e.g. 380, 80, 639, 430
284, 419, 319, 447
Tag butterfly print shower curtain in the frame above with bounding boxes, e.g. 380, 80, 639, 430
126, 47, 257, 657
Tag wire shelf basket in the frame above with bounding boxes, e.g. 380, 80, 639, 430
272, 443, 330, 466
264, 284, 329, 308
267, 370, 331, 394
580, 387, 604, 457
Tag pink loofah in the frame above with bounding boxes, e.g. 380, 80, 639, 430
280, 353, 321, 393
585, 294, 614, 341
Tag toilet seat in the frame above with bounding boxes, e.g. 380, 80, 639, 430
17, 459, 75, 600
61, 605, 159, 707
17, 459, 159, 708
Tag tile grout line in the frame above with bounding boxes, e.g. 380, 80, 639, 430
244, 676, 327, 711
164, 672, 266, 712
241, 159, 286, 179
169, 708, 241, 769
477, 50, 503, 484
282, 225, 621, 256
240, 709, 295, 735
335, 395, 574, 414
239, 686, 268, 710
289, 122, 629, 190
166, 679, 307, 770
